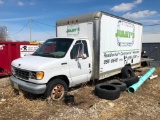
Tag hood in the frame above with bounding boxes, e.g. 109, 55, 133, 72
12, 55, 63, 71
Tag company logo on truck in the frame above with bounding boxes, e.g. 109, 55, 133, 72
116, 30, 134, 39
116, 20, 135, 47
66, 24, 80, 36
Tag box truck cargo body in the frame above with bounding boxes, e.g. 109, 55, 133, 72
10, 11, 142, 100
56, 11, 142, 80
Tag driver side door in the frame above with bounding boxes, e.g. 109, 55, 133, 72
69, 40, 91, 86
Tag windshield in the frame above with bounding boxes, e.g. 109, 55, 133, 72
33, 38, 73, 58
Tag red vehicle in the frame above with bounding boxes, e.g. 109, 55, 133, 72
0, 41, 39, 76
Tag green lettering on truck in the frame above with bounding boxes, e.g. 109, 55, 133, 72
66, 27, 80, 33
116, 30, 134, 38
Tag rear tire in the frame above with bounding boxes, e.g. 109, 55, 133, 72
121, 65, 135, 78
44, 79, 68, 101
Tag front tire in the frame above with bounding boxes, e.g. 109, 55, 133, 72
44, 79, 68, 101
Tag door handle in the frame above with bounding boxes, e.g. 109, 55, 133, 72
89, 63, 91, 68
61, 63, 67, 65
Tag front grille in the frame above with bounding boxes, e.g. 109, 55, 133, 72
15, 68, 29, 80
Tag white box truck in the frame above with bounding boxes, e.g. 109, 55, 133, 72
10, 11, 143, 100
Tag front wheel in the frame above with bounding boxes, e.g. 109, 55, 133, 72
44, 79, 68, 101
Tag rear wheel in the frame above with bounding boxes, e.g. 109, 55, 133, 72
44, 79, 68, 101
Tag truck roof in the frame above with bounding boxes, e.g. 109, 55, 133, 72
56, 11, 142, 26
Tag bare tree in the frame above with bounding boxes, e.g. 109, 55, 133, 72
0, 26, 7, 41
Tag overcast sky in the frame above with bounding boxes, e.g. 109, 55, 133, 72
0, 0, 160, 41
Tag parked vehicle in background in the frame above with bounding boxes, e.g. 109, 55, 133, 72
10, 11, 143, 100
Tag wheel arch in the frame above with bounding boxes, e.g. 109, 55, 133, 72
47, 75, 70, 87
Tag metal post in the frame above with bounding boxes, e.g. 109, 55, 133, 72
30, 18, 32, 41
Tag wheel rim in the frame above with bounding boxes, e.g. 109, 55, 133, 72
51, 84, 65, 100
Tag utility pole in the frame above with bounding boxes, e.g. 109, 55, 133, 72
30, 18, 32, 41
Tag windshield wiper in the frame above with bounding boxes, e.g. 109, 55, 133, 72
42, 53, 56, 58
32, 52, 56, 58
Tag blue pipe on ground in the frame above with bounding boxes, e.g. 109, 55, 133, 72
128, 67, 156, 93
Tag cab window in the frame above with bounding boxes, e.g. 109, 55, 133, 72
70, 40, 89, 59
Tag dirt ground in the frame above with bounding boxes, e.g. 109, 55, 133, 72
0, 67, 160, 120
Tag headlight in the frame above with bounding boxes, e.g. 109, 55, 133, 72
29, 72, 36, 79
11, 66, 15, 75
29, 71, 44, 80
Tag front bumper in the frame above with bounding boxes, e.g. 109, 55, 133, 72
10, 75, 46, 94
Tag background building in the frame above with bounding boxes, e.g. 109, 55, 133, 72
142, 33, 160, 66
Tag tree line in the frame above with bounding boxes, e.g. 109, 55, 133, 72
0, 26, 7, 41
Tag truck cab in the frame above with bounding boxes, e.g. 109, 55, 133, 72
10, 38, 92, 100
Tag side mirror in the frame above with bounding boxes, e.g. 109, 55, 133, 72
82, 54, 87, 59
71, 41, 87, 60
75, 56, 79, 61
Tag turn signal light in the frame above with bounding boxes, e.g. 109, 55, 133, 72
36, 71, 44, 80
